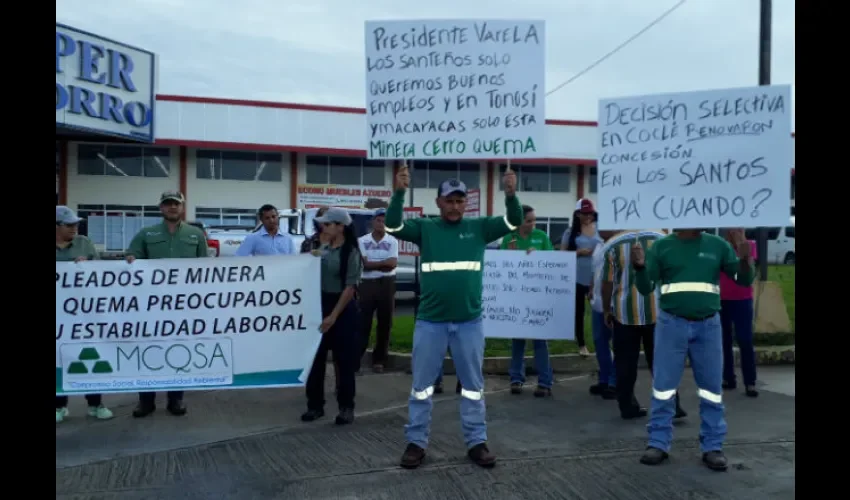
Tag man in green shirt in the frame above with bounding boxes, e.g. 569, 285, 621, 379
125, 191, 209, 418
631, 228, 753, 471
500, 204, 554, 397
56, 206, 114, 423
386, 165, 523, 470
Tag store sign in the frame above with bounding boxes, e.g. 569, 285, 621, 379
296, 184, 393, 209
56, 23, 157, 142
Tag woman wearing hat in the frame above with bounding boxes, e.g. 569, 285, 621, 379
563, 199, 603, 355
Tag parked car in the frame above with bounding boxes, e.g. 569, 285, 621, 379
205, 209, 305, 257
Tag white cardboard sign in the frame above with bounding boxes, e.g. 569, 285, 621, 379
596, 84, 793, 230
364, 19, 546, 160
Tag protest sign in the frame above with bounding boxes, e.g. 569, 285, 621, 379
364, 20, 546, 160
482, 250, 576, 340
56, 255, 322, 395
596, 84, 793, 230
399, 207, 424, 256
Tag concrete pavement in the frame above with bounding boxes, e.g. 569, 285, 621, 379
56, 366, 795, 500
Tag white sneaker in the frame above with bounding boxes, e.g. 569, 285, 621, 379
56, 407, 69, 423
87, 405, 114, 420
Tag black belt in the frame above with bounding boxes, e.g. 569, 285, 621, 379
665, 311, 717, 322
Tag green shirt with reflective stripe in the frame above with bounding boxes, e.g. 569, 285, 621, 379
127, 221, 209, 260
56, 235, 99, 262
633, 233, 754, 318
499, 228, 553, 251
601, 232, 662, 325
385, 190, 524, 323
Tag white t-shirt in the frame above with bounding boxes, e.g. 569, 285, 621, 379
590, 243, 607, 313
358, 233, 399, 279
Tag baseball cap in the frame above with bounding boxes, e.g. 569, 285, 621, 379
314, 207, 352, 226
56, 205, 83, 225
576, 198, 596, 214
374, 208, 387, 217
159, 190, 185, 204
437, 178, 468, 198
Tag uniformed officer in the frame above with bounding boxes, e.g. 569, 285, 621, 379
56, 206, 114, 423
125, 191, 209, 418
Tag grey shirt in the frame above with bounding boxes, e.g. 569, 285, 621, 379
574, 232, 602, 286
320, 244, 363, 294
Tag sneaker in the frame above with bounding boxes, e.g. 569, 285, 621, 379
578, 346, 590, 357
132, 403, 156, 418
745, 385, 759, 398
56, 407, 69, 423
510, 382, 523, 395
400, 443, 426, 469
533, 386, 552, 398
639, 447, 669, 465
467, 443, 497, 468
166, 400, 187, 416
702, 450, 728, 471
301, 409, 325, 422
335, 408, 354, 425
88, 405, 114, 420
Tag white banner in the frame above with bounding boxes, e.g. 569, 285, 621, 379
56, 255, 322, 395
364, 19, 546, 160
597, 84, 793, 230
482, 250, 576, 340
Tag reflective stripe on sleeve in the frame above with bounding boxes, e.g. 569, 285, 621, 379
503, 215, 517, 231
385, 224, 404, 233
460, 388, 484, 401
411, 386, 434, 400
421, 261, 481, 272
660, 283, 720, 295
697, 388, 722, 404
652, 388, 676, 401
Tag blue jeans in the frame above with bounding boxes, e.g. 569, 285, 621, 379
720, 299, 757, 387
648, 310, 726, 453
509, 339, 553, 388
591, 310, 616, 386
405, 318, 486, 449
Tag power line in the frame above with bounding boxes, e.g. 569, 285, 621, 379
546, 0, 688, 97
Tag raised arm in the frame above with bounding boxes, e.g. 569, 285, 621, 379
482, 167, 522, 242
384, 166, 423, 243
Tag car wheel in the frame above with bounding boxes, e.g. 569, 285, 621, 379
783, 252, 795, 265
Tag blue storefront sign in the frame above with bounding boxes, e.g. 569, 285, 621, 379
56, 23, 157, 142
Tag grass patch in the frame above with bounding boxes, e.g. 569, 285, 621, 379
372, 265, 795, 357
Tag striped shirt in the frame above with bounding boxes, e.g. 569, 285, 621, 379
601, 231, 665, 326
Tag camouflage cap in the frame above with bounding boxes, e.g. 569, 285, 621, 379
159, 190, 185, 204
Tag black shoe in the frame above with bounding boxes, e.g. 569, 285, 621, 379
433, 383, 444, 394
335, 408, 354, 425
166, 400, 187, 416
722, 380, 737, 390
621, 407, 648, 420
702, 450, 728, 471
455, 381, 462, 394
675, 405, 688, 419
639, 447, 669, 465
533, 386, 552, 398
400, 443, 426, 469
510, 382, 523, 394
745, 385, 759, 398
301, 409, 325, 422
601, 386, 618, 400
589, 383, 608, 395
132, 403, 156, 418
467, 443, 497, 468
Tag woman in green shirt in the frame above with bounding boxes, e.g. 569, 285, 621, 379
301, 208, 363, 426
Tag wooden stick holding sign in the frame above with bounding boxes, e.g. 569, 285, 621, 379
503, 159, 517, 197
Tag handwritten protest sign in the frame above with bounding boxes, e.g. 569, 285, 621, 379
56, 255, 322, 395
596, 84, 793, 229
482, 250, 576, 340
364, 20, 546, 160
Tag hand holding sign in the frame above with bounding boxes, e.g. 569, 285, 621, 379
503, 164, 517, 197
631, 241, 645, 267
396, 165, 410, 190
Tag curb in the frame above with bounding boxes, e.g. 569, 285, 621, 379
364, 346, 795, 375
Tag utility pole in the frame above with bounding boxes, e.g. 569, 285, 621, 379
756, 0, 772, 281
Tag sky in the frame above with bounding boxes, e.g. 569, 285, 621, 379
56, 0, 795, 124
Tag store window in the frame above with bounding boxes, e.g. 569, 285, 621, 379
195, 207, 259, 228
498, 164, 571, 193
77, 204, 163, 252
410, 161, 480, 189
78, 144, 172, 177
305, 155, 386, 186
195, 150, 282, 182
534, 217, 572, 246
589, 166, 598, 193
